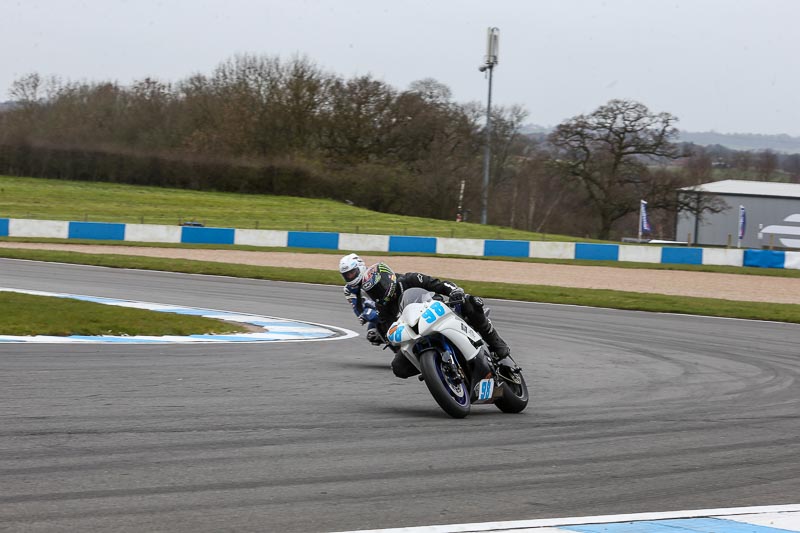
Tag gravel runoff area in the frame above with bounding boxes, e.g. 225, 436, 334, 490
1, 242, 798, 305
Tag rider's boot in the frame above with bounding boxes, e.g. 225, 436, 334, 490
483, 327, 511, 360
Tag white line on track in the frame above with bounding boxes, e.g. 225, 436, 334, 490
330, 504, 800, 533
0, 287, 358, 344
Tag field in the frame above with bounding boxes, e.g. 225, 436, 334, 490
0, 175, 590, 241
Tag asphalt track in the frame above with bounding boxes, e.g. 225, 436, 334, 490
1, 258, 799, 533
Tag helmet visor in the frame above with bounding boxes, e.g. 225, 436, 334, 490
342, 267, 360, 283
365, 274, 393, 304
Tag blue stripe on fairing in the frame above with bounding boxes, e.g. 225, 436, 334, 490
568, 518, 795, 533
0, 218, 8, 236
68, 222, 126, 241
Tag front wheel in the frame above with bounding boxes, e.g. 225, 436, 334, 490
419, 349, 471, 419
495, 371, 529, 414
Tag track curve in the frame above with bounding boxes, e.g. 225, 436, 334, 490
1, 259, 798, 533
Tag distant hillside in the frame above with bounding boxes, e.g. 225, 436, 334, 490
675, 131, 800, 153
522, 123, 800, 154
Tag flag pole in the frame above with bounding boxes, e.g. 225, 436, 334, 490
638, 200, 643, 242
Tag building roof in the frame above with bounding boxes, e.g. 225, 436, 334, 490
679, 179, 800, 199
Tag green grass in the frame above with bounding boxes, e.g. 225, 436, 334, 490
2, 248, 799, 324
0, 291, 250, 336
0, 175, 591, 241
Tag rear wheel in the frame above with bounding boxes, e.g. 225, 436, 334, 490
419, 349, 471, 419
495, 370, 528, 414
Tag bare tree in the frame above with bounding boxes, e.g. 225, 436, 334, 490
754, 149, 778, 181
548, 99, 682, 239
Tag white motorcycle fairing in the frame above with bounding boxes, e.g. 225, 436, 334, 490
386, 292, 484, 372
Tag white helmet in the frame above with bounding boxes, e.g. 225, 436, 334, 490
339, 253, 367, 288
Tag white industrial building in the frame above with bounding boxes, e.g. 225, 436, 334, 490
676, 180, 800, 249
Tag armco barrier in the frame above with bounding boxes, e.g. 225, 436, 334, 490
1, 217, 798, 270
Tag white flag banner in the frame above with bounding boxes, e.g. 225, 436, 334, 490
738, 205, 746, 240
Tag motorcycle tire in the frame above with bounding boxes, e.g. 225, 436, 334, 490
419, 348, 471, 419
495, 371, 529, 414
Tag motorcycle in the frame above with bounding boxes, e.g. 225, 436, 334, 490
385, 287, 528, 418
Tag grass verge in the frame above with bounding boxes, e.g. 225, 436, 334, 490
0, 175, 592, 241
2, 248, 799, 324
0, 291, 249, 336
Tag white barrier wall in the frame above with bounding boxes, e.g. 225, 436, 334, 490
530, 242, 575, 259
435, 237, 485, 256
618, 245, 662, 263
785, 251, 800, 270
234, 229, 289, 247
339, 233, 390, 252
701, 248, 746, 267
124, 224, 182, 244
9, 219, 69, 239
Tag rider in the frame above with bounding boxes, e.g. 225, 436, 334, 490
361, 262, 511, 379
338, 253, 378, 327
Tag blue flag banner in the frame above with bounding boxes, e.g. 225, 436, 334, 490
738, 205, 746, 240
640, 200, 652, 235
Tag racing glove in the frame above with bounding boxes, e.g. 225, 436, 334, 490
448, 287, 466, 305
366, 328, 383, 345
359, 306, 378, 325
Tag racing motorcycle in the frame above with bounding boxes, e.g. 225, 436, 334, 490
385, 287, 528, 418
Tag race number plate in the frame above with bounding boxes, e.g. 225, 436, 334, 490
477, 379, 494, 401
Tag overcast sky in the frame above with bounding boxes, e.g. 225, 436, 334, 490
4, 0, 799, 135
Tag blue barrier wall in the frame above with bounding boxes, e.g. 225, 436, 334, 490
68, 222, 125, 241
389, 236, 437, 254
484, 240, 529, 258
661, 247, 703, 265
744, 249, 785, 269
575, 243, 619, 261
180, 227, 235, 245
287, 231, 339, 249
3, 217, 797, 270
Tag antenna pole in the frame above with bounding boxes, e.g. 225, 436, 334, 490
480, 27, 499, 225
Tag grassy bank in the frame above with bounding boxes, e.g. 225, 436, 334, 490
0, 175, 588, 241
0, 291, 249, 336
2, 248, 799, 324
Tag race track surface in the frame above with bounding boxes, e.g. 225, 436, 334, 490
1, 259, 799, 532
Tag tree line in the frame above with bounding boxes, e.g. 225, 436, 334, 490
1, 54, 795, 240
